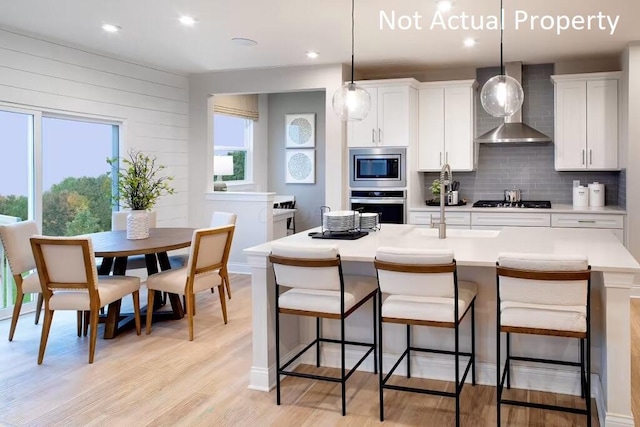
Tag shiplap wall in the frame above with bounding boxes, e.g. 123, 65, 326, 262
0, 28, 189, 226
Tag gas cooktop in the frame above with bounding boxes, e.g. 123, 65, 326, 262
472, 200, 552, 209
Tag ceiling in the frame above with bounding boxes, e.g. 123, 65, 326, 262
0, 0, 639, 74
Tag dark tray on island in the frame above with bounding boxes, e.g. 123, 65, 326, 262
308, 231, 369, 240
425, 199, 467, 207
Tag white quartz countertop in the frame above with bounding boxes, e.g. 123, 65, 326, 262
244, 224, 640, 274
409, 204, 626, 214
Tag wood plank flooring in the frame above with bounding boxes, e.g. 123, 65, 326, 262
0, 275, 638, 426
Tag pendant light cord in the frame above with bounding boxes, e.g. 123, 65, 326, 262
500, 0, 504, 76
351, 0, 355, 84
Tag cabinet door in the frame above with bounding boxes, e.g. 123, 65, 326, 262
347, 87, 378, 147
378, 85, 409, 146
555, 81, 587, 170
418, 87, 444, 170
444, 85, 474, 171
587, 79, 618, 170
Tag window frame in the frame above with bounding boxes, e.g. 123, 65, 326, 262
212, 113, 254, 186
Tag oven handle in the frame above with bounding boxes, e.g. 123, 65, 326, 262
350, 198, 406, 205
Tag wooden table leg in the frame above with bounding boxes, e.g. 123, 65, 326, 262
102, 256, 128, 339
157, 251, 184, 319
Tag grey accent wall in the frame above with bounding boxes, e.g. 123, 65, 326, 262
423, 63, 620, 206
268, 91, 326, 232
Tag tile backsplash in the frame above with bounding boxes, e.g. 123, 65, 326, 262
422, 63, 621, 206
422, 144, 620, 205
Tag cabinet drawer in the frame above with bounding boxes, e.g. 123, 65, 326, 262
551, 214, 624, 229
409, 211, 470, 226
471, 212, 551, 227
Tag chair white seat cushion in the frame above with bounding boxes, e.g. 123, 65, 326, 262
146, 267, 222, 295
278, 275, 377, 315
49, 275, 140, 310
500, 301, 587, 333
381, 281, 477, 323
21, 272, 41, 294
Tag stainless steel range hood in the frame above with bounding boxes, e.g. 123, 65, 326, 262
475, 62, 551, 144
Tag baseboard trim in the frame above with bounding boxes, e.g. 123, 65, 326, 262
228, 262, 251, 275
630, 286, 640, 299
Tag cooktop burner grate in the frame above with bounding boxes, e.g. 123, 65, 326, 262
473, 200, 552, 209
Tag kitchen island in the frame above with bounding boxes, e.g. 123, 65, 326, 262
244, 225, 639, 426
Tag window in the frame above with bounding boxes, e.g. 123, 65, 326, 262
213, 114, 253, 183
0, 107, 119, 314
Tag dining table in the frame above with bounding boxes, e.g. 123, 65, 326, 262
89, 227, 196, 339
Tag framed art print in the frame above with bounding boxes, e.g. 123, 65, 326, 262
285, 149, 315, 184
285, 113, 315, 148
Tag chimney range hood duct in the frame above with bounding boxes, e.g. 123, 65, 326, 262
475, 62, 551, 144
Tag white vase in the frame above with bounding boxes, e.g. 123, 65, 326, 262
126, 210, 150, 240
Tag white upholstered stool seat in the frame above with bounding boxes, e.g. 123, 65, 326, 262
496, 252, 592, 426
382, 280, 477, 323
374, 247, 477, 425
279, 275, 377, 315
270, 242, 377, 416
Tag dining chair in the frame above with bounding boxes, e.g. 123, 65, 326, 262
145, 224, 235, 340
279, 200, 296, 234
170, 211, 237, 299
0, 220, 44, 341
496, 252, 592, 426
269, 242, 378, 416
30, 235, 142, 364
374, 247, 477, 425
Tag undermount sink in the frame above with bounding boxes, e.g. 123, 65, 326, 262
417, 228, 501, 239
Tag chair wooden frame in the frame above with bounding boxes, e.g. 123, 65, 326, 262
30, 237, 141, 364
374, 259, 476, 426
269, 253, 377, 416
495, 264, 592, 427
0, 222, 45, 341
146, 225, 235, 341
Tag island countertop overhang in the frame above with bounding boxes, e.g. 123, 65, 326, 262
244, 224, 640, 276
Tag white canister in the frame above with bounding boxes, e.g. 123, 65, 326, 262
573, 186, 589, 208
588, 182, 605, 207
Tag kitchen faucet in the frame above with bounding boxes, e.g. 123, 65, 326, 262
433, 163, 452, 239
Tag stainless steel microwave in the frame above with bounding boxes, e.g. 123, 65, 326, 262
349, 147, 406, 188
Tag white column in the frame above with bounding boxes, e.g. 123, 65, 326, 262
247, 254, 274, 391
601, 271, 635, 427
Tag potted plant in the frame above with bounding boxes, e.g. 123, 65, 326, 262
107, 149, 175, 239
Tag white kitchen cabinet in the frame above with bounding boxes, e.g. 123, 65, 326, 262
408, 210, 470, 229
418, 80, 476, 172
471, 212, 551, 228
348, 79, 418, 147
552, 72, 620, 171
551, 213, 625, 245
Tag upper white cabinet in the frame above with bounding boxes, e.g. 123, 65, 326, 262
551, 72, 620, 171
348, 79, 418, 147
417, 80, 477, 171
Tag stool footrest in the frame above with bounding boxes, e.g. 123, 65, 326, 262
383, 383, 457, 398
509, 355, 581, 367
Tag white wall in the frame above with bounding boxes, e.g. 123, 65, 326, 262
188, 64, 348, 228
0, 28, 189, 226
624, 43, 640, 262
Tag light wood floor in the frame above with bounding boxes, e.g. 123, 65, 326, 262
0, 275, 638, 426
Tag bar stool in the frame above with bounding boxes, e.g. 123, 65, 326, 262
269, 242, 378, 416
496, 252, 591, 427
374, 247, 477, 426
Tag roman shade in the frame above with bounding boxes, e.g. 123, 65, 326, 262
213, 94, 259, 121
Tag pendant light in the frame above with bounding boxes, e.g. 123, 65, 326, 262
332, 0, 371, 121
480, 0, 524, 118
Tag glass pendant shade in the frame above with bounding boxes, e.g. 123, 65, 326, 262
332, 82, 371, 121
480, 74, 524, 118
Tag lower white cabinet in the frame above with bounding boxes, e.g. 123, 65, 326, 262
471, 212, 551, 228
408, 211, 470, 228
551, 213, 625, 244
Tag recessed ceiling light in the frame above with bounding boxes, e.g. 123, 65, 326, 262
231, 37, 258, 47
102, 23, 121, 33
306, 51, 319, 59
464, 37, 477, 48
179, 15, 197, 26
436, 0, 454, 12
